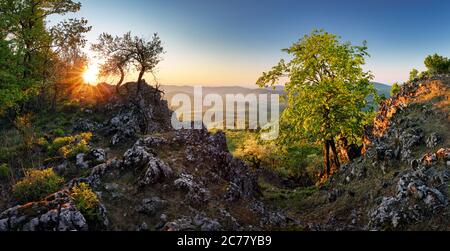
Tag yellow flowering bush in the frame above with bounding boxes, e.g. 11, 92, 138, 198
12, 168, 64, 203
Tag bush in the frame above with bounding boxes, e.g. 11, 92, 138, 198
0, 163, 9, 180
409, 69, 419, 81
424, 54, 450, 75
12, 168, 64, 203
47, 132, 92, 159
391, 83, 401, 96
71, 183, 100, 223
53, 128, 66, 137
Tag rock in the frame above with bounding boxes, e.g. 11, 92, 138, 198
0, 191, 89, 231
136, 197, 168, 216
76, 153, 89, 169
123, 145, 153, 168
76, 149, 107, 169
73, 118, 99, 132
250, 201, 288, 227
90, 148, 107, 165
54, 161, 69, 174
327, 189, 343, 203
135, 136, 167, 148
138, 156, 173, 187
174, 173, 209, 203
163, 217, 196, 231
137, 222, 149, 231
192, 213, 222, 231
425, 133, 441, 148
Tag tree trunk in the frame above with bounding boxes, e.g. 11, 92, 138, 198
51, 83, 58, 112
323, 141, 331, 176
339, 137, 349, 162
329, 139, 341, 172
116, 67, 125, 96
137, 69, 145, 96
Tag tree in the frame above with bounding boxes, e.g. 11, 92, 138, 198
390, 82, 401, 96
92, 33, 133, 95
424, 54, 450, 75
257, 30, 376, 178
409, 69, 419, 81
93, 32, 164, 97
0, 0, 90, 114
123, 33, 164, 95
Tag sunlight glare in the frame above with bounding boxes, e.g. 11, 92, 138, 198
83, 64, 99, 85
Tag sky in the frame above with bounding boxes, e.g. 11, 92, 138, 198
49, 0, 450, 86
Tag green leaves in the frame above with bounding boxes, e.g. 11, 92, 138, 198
258, 29, 376, 145
424, 54, 450, 75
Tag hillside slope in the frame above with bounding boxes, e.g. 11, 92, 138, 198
0, 83, 293, 231
262, 75, 449, 230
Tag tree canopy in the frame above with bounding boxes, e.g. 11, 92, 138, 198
92, 32, 164, 96
257, 30, 377, 177
424, 54, 450, 75
0, 0, 90, 115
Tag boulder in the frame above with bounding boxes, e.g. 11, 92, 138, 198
136, 197, 168, 216
0, 191, 89, 231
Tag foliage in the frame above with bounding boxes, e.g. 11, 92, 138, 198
47, 132, 92, 159
234, 134, 277, 169
13, 113, 37, 151
424, 54, 450, 75
0, 0, 90, 115
70, 182, 101, 223
0, 163, 9, 180
257, 29, 377, 176
228, 130, 322, 183
390, 82, 401, 96
409, 69, 419, 81
92, 32, 164, 95
12, 168, 64, 203
52, 128, 66, 137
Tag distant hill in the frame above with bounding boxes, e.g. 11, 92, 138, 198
161, 82, 391, 102
372, 82, 392, 98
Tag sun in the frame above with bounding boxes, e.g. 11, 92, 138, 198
83, 64, 99, 85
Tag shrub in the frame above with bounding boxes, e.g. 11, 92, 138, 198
390, 83, 401, 96
53, 128, 66, 137
47, 132, 92, 159
71, 183, 101, 223
12, 168, 64, 203
409, 69, 419, 81
424, 54, 450, 75
0, 163, 9, 180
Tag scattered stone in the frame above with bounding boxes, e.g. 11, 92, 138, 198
136, 197, 168, 216
425, 133, 441, 148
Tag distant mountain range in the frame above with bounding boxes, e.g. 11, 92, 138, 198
160, 82, 392, 103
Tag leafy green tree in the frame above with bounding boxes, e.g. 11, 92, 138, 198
257, 30, 377, 177
0, 0, 90, 114
409, 69, 419, 81
424, 54, 450, 75
390, 82, 401, 96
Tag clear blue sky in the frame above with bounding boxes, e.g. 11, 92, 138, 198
50, 0, 450, 86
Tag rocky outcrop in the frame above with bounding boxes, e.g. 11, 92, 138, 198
123, 138, 173, 187
360, 77, 450, 230
174, 129, 260, 201
369, 150, 449, 230
102, 82, 172, 146
0, 191, 88, 231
